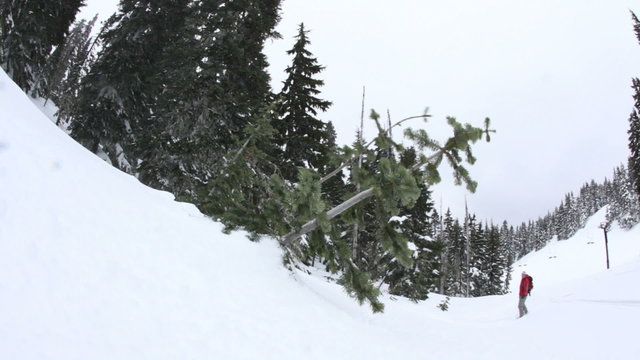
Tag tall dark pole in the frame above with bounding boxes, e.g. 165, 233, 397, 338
603, 227, 610, 270
599, 222, 611, 270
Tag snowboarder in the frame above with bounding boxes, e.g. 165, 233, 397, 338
518, 271, 533, 318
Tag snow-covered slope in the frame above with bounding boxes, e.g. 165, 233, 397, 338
1, 68, 639, 360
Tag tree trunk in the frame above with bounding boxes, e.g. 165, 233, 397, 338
282, 187, 375, 245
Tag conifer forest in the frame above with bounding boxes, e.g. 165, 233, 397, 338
2, 0, 640, 311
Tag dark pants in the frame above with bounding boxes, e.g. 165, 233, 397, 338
518, 295, 528, 317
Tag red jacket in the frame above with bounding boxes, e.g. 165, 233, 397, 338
519, 275, 533, 296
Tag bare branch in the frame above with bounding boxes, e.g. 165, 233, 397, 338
228, 135, 253, 164
282, 187, 375, 245
319, 114, 429, 184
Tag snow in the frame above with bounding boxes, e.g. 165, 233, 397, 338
1, 67, 640, 359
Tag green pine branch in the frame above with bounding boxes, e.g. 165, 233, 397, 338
282, 114, 494, 246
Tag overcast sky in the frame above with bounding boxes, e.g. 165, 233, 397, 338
81, 1, 640, 225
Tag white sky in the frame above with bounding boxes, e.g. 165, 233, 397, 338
80, 0, 640, 225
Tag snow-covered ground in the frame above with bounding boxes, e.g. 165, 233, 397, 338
1, 68, 639, 359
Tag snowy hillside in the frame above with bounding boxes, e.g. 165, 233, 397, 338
1, 68, 640, 360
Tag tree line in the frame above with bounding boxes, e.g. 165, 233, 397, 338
2, 1, 639, 312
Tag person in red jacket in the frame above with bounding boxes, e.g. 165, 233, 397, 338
518, 271, 534, 318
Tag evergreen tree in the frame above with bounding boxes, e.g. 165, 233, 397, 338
499, 221, 514, 293
483, 223, 508, 295
274, 23, 332, 182
440, 212, 466, 296
199, 104, 286, 237
514, 223, 529, 259
140, 0, 282, 199
69, 0, 190, 170
284, 112, 491, 310
296, 122, 346, 268
577, 181, 601, 223
554, 193, 579, 241
215, 108, 493, 312
436, 209, 453, 293
1, 0, 84, 96
628, 12, 640, 202
429, 208, 442, 240
386, 147, 441, 301
349, 129, 397, 280
499, 221, 515, 264
537, 214, 554, 248
43, 15, 98, 123
606, 165, 640, 229
468, 217, 487, 297
320, 121, 347, 207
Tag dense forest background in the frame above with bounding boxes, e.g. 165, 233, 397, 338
2, 0, 640, 311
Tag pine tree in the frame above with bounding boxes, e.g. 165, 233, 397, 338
320, 121, 347, 207
628, 12, 640, 203
43, 15, 98, 122
468, 216, 487, 297
139, 0, 282, 199
349, 132, 393, 279
69, 0, 190, 171
554, 193, 579, 241
500, 221, 514, 293
436, 209, 452, 294
484, 223, 508, 295
536, 214, 554, 249
274, 23, 332, 182
606, 165, 640, 229
577, 181, 601, 223
291, 121, 345, 268
199, 104, 286, 236
386, 148, 441, 300
514, 223, 529, 259
429, 208, 442, 240
438, 209, 466, 296
1, 0, 84, 96
222, 109, 493, 311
